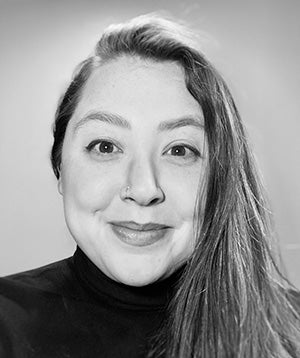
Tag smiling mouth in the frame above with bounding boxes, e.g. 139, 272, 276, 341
110, 221, 171, 247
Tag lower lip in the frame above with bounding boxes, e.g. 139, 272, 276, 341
110, 224, 170, 247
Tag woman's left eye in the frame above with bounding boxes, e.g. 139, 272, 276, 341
85, 140, 121, 155
165, 144, 201, 161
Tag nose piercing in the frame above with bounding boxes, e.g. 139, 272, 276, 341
121, 185, 131, 199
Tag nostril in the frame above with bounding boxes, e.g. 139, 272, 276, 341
147, 190, 165, 206
149, 197, 160, 206
120, 184, 165, 206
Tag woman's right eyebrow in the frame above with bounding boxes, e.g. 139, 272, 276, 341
73, 110, 204, 133
74, 111, 131, 132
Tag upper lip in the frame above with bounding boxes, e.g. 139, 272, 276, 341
110, 221, 170, 231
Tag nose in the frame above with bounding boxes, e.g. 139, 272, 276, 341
120, 156, 165, 206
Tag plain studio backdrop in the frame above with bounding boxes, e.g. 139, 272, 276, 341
0, 0, 299, 289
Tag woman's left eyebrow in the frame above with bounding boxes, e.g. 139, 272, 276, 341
158, 116, 204, 132
73, 110, 204, 132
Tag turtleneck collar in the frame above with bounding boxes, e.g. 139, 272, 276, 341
71, 246, 184, 311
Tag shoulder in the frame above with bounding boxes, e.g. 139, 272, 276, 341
0, 257, 77, 357
0, 257, 75, 302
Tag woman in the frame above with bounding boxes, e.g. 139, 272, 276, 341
1, 14, 299, 358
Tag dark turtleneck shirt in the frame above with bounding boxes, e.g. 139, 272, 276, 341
0, 247, 182, 358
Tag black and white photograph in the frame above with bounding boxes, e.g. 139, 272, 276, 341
0, 0, 299, 357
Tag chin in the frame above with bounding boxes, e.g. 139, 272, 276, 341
111, 266, 168, 287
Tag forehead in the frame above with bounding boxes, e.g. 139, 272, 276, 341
72, 56, 203, 127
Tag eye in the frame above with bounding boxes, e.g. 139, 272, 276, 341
169, 145, 188, 156
85, 139, 122, 156
164, 144, 201, 162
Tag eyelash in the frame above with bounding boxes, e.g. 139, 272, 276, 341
85, 139, 201, 161
164, 144, 201, 161
85, 139, 122, 155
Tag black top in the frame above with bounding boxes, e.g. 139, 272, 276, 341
0, 247, 182, 358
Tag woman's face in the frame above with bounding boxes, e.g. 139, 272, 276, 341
59, 56, 206, 286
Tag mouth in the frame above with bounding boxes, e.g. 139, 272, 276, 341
109, 221, 172, 247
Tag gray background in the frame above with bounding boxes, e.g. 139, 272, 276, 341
0, 0, 299, 288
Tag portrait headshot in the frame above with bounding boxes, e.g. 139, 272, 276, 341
0, 0, 299, 357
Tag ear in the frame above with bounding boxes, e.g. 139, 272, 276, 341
57, 176, 63, 196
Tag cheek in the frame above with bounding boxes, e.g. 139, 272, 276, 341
163, 165, 203, 220
61, 159, 121, 212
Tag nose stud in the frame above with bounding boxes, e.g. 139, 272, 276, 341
120, 185, 131, 200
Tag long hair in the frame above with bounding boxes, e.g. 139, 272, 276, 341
51, 15, 300, 357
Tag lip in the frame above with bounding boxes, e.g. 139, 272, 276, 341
110, 221, 171, 247
110, 221, 170, 231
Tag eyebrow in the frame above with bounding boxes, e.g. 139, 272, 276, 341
74, 110, 204, 133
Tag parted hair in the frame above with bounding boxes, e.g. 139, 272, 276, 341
51, 14, 300, 358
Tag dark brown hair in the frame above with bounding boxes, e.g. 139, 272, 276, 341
51, 15, 300, 358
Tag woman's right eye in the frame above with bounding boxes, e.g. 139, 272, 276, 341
85, 140, 122, 156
